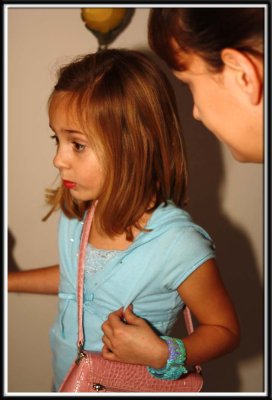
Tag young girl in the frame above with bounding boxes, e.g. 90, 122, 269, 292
148, 8, 264, 163
8, 49, 240, 391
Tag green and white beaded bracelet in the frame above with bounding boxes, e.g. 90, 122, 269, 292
147, 336, 188, 380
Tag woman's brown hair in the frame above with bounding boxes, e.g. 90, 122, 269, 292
44, 49, 188, 240
148, 8, 264, 71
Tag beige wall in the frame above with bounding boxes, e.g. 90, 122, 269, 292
7, 7, 264, 393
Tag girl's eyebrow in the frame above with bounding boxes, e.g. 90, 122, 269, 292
61, 128, 85, 136
49, 124, 85, 136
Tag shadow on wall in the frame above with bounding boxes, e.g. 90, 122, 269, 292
8, 229, 21, 272
143, 49, 263, 392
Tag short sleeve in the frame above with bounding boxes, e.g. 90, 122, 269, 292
164, 226, 216, 290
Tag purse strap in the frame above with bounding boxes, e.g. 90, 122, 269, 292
76, 201, 201, 371
77, 201, 98, 347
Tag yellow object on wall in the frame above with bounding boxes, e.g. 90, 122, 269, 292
81, 8, 127, 34
81, 8, 134, 50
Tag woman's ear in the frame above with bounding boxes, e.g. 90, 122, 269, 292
221, 48, 263, 105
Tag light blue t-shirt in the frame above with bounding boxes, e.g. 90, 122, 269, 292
50, 202, 215, 390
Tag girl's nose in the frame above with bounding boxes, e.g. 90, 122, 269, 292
192, 104, 200, 121
53, 148, 69, 170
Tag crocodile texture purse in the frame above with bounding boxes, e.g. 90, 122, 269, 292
59, 203, 203, 392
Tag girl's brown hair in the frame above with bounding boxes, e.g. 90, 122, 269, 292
44, 49, 188, 240
148, 8, 264, 71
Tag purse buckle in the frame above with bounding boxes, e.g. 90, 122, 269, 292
93, 383, 106, 391
76, 343, 87, 365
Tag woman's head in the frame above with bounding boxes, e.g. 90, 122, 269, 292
47, 49, 188, 239
148, 8, 264, 72
148, 8, 264, 163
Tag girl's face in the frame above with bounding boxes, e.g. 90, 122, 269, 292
173, 53, 262, 162
49, 92, 105, 202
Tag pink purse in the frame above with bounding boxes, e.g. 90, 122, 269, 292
59, 203, 203, 392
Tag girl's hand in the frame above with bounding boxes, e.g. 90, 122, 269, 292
101, 305, 168, 369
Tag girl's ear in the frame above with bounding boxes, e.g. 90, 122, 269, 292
221, 48, 263, 105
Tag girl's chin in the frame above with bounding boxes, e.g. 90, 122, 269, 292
70, 192, 97, 202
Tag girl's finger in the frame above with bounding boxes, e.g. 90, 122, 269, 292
102, 344, 117, 361
101, 320, 113, 335
101, 335, 113, 351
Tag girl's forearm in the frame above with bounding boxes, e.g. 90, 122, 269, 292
8, 265, 60, 295
182, 324, 240, 368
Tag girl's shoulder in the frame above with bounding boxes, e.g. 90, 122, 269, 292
58, 211, 85, 241
57, 203, 214, 250
148, 201, 213, 241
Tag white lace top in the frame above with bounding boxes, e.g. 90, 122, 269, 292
84, 243, 121, 275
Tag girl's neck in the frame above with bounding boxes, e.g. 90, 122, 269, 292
89, 211, 153, 251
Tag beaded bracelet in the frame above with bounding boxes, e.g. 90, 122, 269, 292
147, 336, 188, 380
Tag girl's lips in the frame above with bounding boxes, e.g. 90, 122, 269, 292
63, 180, 76, 189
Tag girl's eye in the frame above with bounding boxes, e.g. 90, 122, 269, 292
50, 135, 59, 145
73, 142, 86, 152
